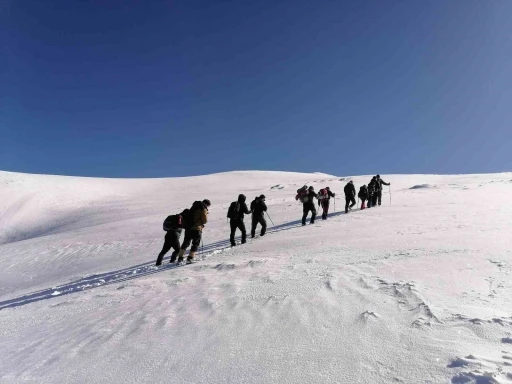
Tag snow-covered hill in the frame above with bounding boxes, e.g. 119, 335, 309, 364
0, 170, 511, 384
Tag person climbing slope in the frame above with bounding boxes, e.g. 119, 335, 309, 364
344, 181, 356, 213
250, 195, 267, 238
367, 177, 377, 208
317, 187, 336, 220
227, 194, 251, 247
177, 199, 211, 265
358, 185, 368, 210
299, 186, 318, 225
375, 174, 391, 206
155, 209, 187, 266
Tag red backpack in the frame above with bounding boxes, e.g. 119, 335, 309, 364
318, 188, 328, 201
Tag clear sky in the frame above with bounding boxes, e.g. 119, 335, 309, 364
2, 0, 511, 178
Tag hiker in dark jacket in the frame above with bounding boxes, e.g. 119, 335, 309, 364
375, 174, 390, 206
302, 186, 318, 225
318, 187, 336, 220
367, 177, 377, 208
228, 194, 251, 246
358, 185, 369, 210
178, 199, 211, 264
250, 194, 267, 238
344, 181, 356, 213
156, 214, 184, 266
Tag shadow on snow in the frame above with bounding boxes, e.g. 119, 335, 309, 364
0, 210, 354, 310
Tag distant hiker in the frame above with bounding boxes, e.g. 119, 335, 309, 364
367, 177, 377, 208
177, 199, 211, 264
358, 185, 368, 210
250, 194, 267, 238
156, 210, 187, 266
317, 187, 336, 220
227, 194, 251, 247
344, 181, 356, 213
375, 174, 390, 206
370, 176, 379, 207
300, 186, 318, 225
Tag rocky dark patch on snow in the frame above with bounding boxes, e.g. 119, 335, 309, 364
409, 184, 436, 190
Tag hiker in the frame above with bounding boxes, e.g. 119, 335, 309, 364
344, 181, 356, 213
250, 194, 267, 238
177, 199, 211, 264
367, 177, 377, 208
227, 194, 251, 246
375, 174, 391, 206
358, 185, 368, 210
156, 210, 187, 266
317, 187, 336, 220
299, 186, 318, 225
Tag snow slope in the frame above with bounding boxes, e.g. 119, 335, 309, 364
0, 170, 511, 384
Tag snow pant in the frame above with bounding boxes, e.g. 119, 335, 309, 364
320, 200, 330, 219
360, 198, 367, 210
156, 229, 182, 265
345, 196, 356, 213
302, 203, 316, 225
367, 194, 373, 208
230, 218, 247, 246
377, 191, 383, 206
180, 229, 202, 252
372, 193, 378, 207
251, 215, 267, 237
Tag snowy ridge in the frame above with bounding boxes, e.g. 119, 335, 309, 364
0, 170, 512, 384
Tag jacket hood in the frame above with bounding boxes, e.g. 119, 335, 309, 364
237, 194, 246, 203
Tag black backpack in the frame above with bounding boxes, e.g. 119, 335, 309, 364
227, 201, 240, 219
163, 209, 189, 231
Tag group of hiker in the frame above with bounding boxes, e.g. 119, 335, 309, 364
295, 174, 390, 224
156, 175, 390, 266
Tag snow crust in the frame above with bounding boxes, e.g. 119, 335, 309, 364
0, 170, 511, 383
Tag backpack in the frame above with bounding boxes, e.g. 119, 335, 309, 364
317, 188, 328, 201
358, 186, 367, 199
183, 202, 203, 229
295, 186, 309, 203
163, 209, 189, 231
227, 201, 240, 219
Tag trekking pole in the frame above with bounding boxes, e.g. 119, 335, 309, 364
334, 197, 336, 212
357, 198, 359, 209
389, 185, 392, 205
201, 238, 204, 258
265, 212, 276, 228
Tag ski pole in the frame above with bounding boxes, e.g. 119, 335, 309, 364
333, 197, 336, 212
265, 211, 275, 228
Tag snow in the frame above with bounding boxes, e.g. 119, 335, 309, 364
0, 170, 511, 384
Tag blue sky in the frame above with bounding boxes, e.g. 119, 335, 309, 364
2, 0, 511, 178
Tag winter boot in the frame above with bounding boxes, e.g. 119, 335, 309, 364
176, 249, 185, 264
186, 251, 196, 265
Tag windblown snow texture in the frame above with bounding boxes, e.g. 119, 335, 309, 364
0, 171, 511, 384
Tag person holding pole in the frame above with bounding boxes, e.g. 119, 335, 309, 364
317, 187, 336, 220
375, 174, 391, 206
250, 195, 267, 238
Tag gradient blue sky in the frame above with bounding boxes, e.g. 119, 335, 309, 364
2, 0, 511, 178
